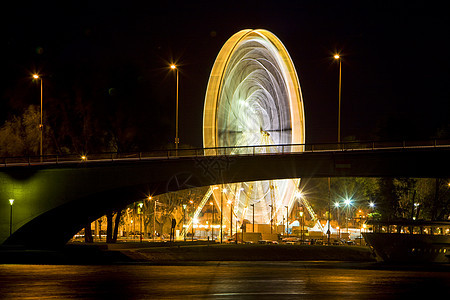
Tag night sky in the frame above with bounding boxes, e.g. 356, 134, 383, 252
2, 1, 449, 148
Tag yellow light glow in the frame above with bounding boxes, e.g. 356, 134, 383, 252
81, 155, 87, 161
203, 29, 305, 225
9, 199, 14, 206
334, 54, 340, 59
33, 74, 39, 79
170, 64, 177, 70
148, 196, 152, 200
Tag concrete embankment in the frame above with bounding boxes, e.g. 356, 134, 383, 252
0, 242, 376, 264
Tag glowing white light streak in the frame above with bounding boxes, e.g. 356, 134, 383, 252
203, 29, 305, 225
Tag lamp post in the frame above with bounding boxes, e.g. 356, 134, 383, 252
299, 210, 304, 242
228, 200, 233, 238
170, 64, 179, 154
334, 202, 340, 233
220, 186, 226, 243
269, 204, 273, 234
183, 204, 187, 241
285, 205, 289, 236
344, 198, 352, 235
153, 198, 157, 242
210, 201, 214, 240
250, 203, 255, 232
33, 74, 43, 160
333, 54, 342, 144
9, 199, 14, 236
138, 202, 144, 242
190, 199, 194, 241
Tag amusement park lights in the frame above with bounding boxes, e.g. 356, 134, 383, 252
203, 29, 305, 229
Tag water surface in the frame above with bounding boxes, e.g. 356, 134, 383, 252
1, 262, 449, 299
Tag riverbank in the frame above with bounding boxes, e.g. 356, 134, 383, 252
0, 242, 375, 264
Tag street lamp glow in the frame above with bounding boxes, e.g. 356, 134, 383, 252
9, 199, 15, 236
32, 73, 44, 159
333, 53, 342, 143
170, 63, 179, 153
334, 202, 340, 208
344, 198, 352, 206
369, 202, 375, 208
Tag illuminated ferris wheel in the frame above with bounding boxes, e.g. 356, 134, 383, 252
203, 29, 305, 226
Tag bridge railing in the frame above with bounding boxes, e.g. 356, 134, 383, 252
1, 139, 450, 167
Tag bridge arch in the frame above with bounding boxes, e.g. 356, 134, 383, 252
2, 147, 450, 247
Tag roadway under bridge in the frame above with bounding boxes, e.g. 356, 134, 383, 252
1, 146, 450, 248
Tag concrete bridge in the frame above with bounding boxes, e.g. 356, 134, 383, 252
1, 142, 450, 248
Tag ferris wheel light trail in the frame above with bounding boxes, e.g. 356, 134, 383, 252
203, 29, 305, 227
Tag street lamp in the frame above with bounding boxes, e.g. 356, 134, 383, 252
334, 202, 340, 228
33, 74, 44, 160
220, 185, 227, 243
189, 199, 194, 241
333, 54, 342, 144
183, 204, 187, 241
269, 204, 273, 234
153, 198, 158, 242
344, 198, 352, 234
9, 199, 14, 236
299, 210, 304, 241
285, 205, 289, 235
210, 201, 214, 241
227, 199, 233, 238
170, 64, 179, 154
138, 202, 144, 242
250, 203, 255, 232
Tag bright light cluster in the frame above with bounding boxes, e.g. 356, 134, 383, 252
203, 29, 305, 225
